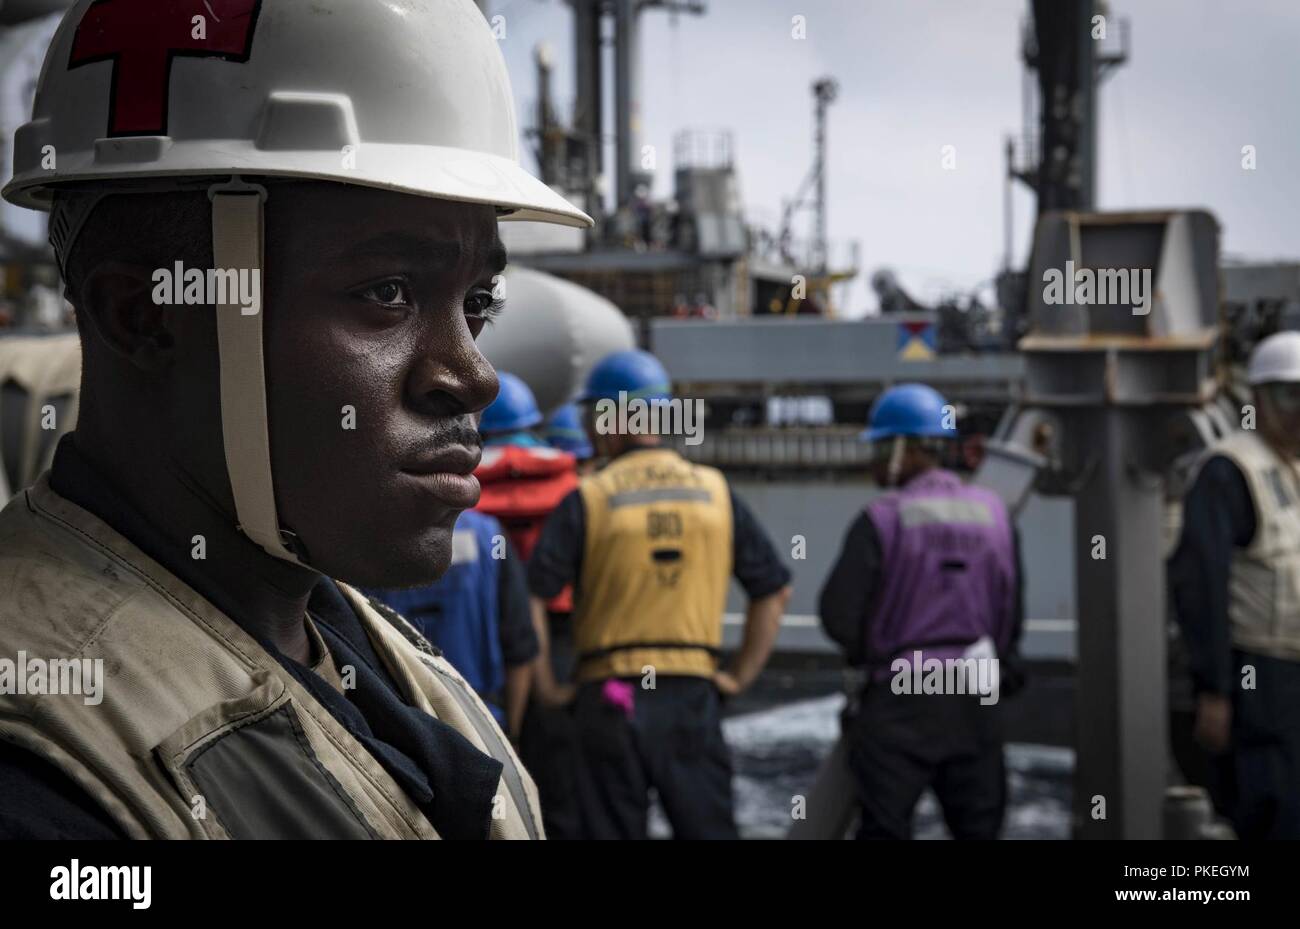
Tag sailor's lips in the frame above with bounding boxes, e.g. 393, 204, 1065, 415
399, 445, 481, 508
398, 469, 481, 508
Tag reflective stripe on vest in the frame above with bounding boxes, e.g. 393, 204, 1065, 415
416, 655, 540, 840
0, 477, 544, 839
573, 448, 732, 682
366, 594, 540, 840
1199, 431, 1300, 660
898, 496, 995, 529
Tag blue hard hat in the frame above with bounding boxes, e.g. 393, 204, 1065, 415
481, 372, 542, 435
863, 383, 957, 442
543, 403, 594, 459
579, 349, 673, 404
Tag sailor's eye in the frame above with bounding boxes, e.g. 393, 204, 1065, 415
466, 289, 504, 317
358, 279, 411, 307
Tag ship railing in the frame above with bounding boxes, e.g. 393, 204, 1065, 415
665, 427, 873, 469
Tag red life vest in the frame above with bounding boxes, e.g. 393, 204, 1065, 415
475, 445, 578, 612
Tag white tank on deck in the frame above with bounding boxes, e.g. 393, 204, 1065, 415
479, 265, 635, 415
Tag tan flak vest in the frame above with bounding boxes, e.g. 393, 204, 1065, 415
0, 476, 544, 839
1203, 430, 1300, 661
574, 447, 732, 682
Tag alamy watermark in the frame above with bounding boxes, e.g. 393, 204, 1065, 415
152, 261, 260, 315
890, 650, 1000, 705
0, 652, 104, 705
592, 391, 704, 446
50, 860, 150, 909
1042, 260, 1152, 315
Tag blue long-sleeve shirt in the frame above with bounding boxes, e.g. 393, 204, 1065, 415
1168, 455, 1258, 696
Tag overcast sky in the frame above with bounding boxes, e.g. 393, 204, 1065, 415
494, 0, 1300, 314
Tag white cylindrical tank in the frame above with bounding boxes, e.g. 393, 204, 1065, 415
479, 266, 635, 414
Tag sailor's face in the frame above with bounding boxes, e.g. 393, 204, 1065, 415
262, 184, 502, 587
1260, 382, 1300, 454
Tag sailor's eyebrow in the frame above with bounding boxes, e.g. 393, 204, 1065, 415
341, 231, 466, 268
484, 241, 508, 276
337, 233, 507, 279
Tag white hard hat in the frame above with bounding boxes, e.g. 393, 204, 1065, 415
1, 0, 592, 567
1248, 331, 1300, 386
2, 0, 590, 227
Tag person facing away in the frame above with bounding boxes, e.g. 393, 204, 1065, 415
1169, 330, 1300, 840
543, 401, 598, 476
819, 383, 1025, 840
0, 0, 593, 839
526, 349, 793, 839
474, 371, 579, 570
473, 375, 588, 838
516, 398, 599, 839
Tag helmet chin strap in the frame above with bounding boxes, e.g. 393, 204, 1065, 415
885, 435, 906, 488
209, 177, 305, 566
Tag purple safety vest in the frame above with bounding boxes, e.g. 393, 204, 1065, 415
865, 468, 1016, 673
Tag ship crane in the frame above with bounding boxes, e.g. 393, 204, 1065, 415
779, 77, 837, 274
773, 77, 856, 316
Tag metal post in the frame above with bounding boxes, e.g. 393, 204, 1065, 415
1003, 137, 1014, 271
1076, 0, 1097, 209
1020, 208, 1220, 840
613, 0, 639, 213
1069, 406, 1167, 839
814, 87, 827, 273
811, 78, 837, 274
572, 0, 603, 229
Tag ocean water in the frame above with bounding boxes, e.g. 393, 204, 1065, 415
650, 693, 1074, 839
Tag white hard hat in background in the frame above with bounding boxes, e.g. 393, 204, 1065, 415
1247, 331, 1300, 386
1, 0, 592, 566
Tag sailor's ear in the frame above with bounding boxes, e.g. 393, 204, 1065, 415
76, 260, 176, 373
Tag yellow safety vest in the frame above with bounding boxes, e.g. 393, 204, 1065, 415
574, 447, 732, 682
1202, 431, 1300, 661
0, 476, 544, 839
